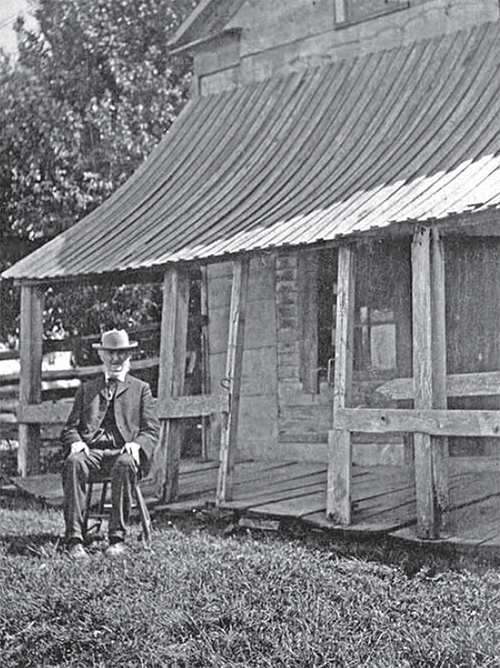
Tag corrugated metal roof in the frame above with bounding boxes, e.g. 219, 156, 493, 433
4, 22, 500, 282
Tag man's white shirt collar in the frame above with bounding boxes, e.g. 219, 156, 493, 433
104, 371, 128, 383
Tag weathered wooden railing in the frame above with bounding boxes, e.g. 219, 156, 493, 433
332, 375, 500, 537
13, 391, 230, 472
335, 404, 500, 439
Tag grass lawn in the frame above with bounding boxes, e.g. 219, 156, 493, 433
0, 506, 499, 667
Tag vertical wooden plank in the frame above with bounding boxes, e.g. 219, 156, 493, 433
412, 227, 437, 539
151, 266, 190, 502
430, 228, 450, 530
18, 283, 44, 476
216, 257, 249, 504
298, 250, 319, 393
393, 241, 414, 464
394, 241, 413, 377
327, 244, 355, 523
200, 265, 211, 459
430, 230, 447, 403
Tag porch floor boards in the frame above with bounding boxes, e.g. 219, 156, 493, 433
4, 456, 499, 555
174, 456, 499, 553
153, 456, 499, 552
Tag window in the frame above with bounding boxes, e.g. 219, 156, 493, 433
353, 239, 412, 377
334, 0, 409, 27
314, 240, 411, 385
354, 306, 397, 373
298, 241, 411, 393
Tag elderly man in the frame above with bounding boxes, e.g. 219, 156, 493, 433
61, 329, 159, 559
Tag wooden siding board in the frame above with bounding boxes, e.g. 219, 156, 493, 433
236, 0, 335, 56
247, 255, 276, 300
278, 432, 328, 444
237, 395, 278, 444
245, 300, 277, 347
208, 309, 231, 356
240, 348, 278, 395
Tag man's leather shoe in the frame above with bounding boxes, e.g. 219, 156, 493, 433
105, 541, 126, 558
68, 541, 89, 561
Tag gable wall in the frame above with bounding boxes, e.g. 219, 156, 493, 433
193, 0, 499, 93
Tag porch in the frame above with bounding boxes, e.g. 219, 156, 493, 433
5, 234, 500, 557
6, 455, 499, 557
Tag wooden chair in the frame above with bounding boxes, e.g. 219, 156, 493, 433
83, 474, 152, 546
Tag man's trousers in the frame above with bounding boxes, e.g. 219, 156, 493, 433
62, 448, 137, 544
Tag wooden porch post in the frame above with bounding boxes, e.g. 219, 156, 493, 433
18, 282, 44, 476
153, 266, 190, 502
200, 266, 211, 459
327, 244, 355, 523
412, 226, 449, 539
430, 227, 450, 531
216, 258, 249, 504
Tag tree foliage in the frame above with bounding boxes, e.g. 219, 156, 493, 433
1, 0, 197, 242
0, 0, 199, 341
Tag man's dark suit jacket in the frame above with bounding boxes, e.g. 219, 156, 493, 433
61, 374, 160, 465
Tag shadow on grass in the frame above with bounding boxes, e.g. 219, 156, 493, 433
1, 531, 64, 557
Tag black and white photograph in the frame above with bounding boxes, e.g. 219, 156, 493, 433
1, 1, 499, 665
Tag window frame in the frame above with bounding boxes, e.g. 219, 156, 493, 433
334, 0, 410, 29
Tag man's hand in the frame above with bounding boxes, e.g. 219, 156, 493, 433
70, 441, 89, 455
122, 442, 141, 466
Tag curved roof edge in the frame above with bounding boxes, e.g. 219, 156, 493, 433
3, 21, 500, 283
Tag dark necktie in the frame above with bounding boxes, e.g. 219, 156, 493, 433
106, 378, 117, 401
